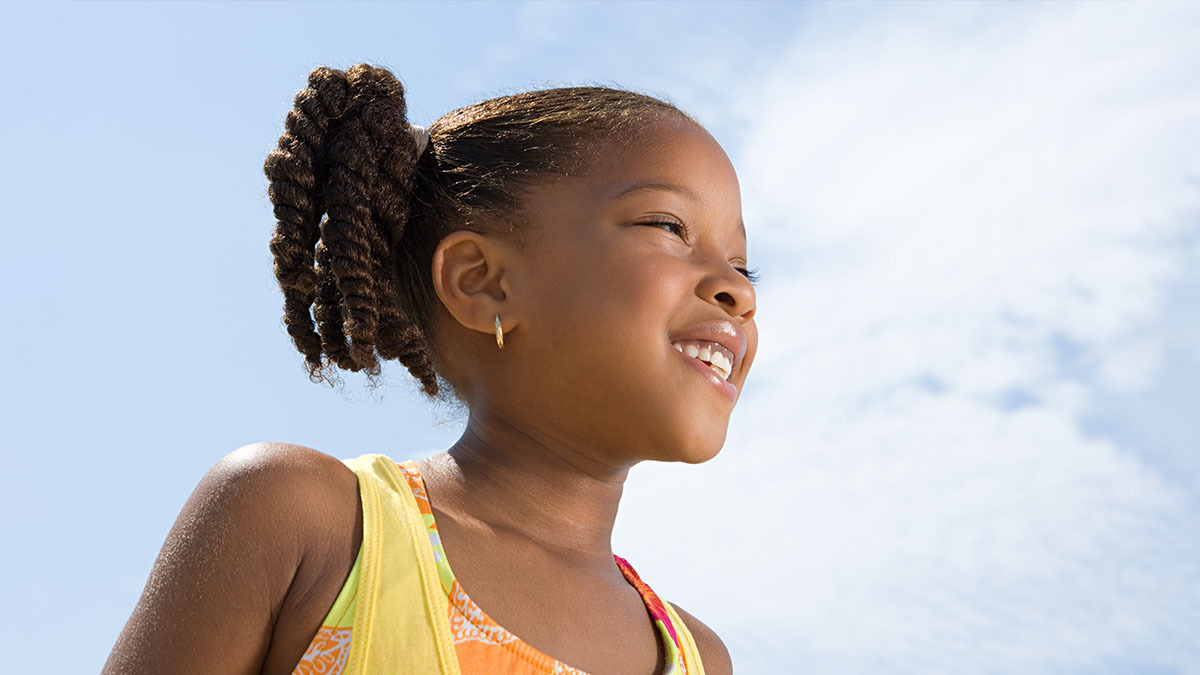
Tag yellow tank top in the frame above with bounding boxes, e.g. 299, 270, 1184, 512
291, 454, 706, 674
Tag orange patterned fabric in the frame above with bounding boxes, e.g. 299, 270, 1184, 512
293, 627, 352, 675
293, 459, 690, 674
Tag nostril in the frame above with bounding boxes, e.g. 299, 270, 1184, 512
715, 291, 735, 305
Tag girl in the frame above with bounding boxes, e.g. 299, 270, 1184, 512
104, 63, 756, 675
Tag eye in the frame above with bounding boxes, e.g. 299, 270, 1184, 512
737, 266, 761, 285
642, 217, 758, 285
642, 217, 688, 241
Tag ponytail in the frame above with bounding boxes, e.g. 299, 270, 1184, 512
265, 64, 438, 395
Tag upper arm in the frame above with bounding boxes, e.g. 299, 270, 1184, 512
669, 602, 734, 675
103, 442, 351, 675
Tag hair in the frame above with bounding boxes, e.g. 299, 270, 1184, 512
263, 63, 693, 400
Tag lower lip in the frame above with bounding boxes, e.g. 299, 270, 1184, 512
672, 347, 738, 402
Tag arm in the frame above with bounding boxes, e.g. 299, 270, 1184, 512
102, 443, 348, 675
668, 602, 734, 675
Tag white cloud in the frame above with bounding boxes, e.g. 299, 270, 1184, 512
616, 2, 1200, 672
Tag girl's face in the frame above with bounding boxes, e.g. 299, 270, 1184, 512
500, 116, 758, 466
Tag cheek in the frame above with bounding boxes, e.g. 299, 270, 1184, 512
514, 242, 732, 459
539, 248, 686, 333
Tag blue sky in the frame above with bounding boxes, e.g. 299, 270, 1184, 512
2, 2, 1198, 673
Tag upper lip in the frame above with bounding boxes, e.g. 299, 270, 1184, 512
669, 320, 748, 376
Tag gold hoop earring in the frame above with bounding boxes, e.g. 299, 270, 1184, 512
494, 313, 504, 350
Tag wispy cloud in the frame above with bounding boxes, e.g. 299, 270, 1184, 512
617, 2, 1200, 671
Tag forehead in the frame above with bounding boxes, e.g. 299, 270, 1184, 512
514, 118, 747, 249
592, 119, 746, 240
608, 179, 747, 244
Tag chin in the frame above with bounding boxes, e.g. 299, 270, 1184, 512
676, 448, 722, 465
637, 396, 733, 464
672, 427, 729, 465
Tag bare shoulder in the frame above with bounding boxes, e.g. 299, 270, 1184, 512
102, 441, 360, 675
205, 441, 361, 541
220, 441, 356, 494
220, 440, 352, 481
668, 602, 734, 675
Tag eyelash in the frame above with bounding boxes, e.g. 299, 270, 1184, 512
642, 217, 760, 286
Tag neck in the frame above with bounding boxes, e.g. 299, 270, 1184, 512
423, 409, 632, 567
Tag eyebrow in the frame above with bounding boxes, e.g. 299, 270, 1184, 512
615, 180, 700, 201
613, 181, 747, 242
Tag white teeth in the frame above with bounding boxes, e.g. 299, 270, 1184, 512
711, 350, 730, 373
671, 340, 733, 381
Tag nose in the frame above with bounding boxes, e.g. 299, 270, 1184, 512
699, 259, 756, 322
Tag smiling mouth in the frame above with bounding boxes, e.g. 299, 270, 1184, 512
670, 339, 733, 380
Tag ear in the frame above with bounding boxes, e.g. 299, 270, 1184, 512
431, 230, 520, 341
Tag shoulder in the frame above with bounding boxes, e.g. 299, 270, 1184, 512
102, 443, 361, 673
176, 442, 361, 570
668, 602, 733, 675
214, 441, 361, 545
188, 441, 364, 588
219, 440, 352, 480
217, 441, 357, 496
